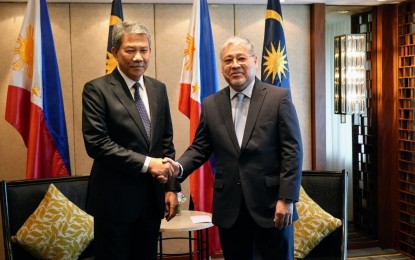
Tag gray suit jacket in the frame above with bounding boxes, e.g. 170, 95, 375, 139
82, 68, 179, 223
178, 77, 303, 229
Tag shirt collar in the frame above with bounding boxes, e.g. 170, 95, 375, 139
117, 66, 144, 89
229, 79, 255, 100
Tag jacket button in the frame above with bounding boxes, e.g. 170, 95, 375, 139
237, 180, 241, 185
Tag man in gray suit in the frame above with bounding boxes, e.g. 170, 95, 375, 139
168, 36, 303, 260
82, 21, 180, 260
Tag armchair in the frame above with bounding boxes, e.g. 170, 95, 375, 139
0, 175, 94, 260
300, 170, 348, 260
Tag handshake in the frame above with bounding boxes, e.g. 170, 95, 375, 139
148, 157, 181, 183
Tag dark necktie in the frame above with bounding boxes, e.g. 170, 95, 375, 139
234, 93, 246, 147
133, 82, 151, 139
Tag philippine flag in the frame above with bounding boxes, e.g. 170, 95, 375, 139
178, 0, 221, 255
5, 0, 71, 179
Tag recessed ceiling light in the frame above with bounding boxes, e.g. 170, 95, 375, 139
337, 10, 349, 14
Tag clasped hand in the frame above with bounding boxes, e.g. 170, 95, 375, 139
147, 157, 180, 184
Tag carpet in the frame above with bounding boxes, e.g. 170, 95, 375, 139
347, 247, 412, 259
348, 253, 411, 259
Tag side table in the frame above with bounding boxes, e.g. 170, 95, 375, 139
158, 210, 214, 260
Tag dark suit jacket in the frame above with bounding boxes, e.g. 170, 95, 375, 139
178, 78, 303, 229
82, 68, 179, 223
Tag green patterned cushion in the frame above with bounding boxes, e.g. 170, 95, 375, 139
12, 184, 94, 259
294, 186, 342, 259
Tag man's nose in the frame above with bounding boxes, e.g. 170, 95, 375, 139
133, 52, 143, 61
231, 59, 241, 68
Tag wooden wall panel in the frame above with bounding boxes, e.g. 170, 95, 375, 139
310, 4, 326, 170
375, 5, 399, 249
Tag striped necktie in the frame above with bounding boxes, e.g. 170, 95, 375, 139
133, 82, 151, 139
234, 93, 246, 147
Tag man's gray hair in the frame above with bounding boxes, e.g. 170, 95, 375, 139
112, 21, 152, 49
220, 36, 256, 58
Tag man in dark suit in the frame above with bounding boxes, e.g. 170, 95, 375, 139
82, 21, 180, 260
167, 36, 303, 260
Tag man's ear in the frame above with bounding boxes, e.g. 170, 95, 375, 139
111, 47, 118, 59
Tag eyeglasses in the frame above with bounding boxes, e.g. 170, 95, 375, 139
222, 55, 255, 67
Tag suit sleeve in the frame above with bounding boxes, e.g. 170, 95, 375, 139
278, 90, 303, 202
161, 84, 175, 160
160, 84, 181, 192
177, 102, 214, 181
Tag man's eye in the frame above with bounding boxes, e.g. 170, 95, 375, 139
140, 49, 149, 53
224, 59, 232, 64
238, 57, 247, 62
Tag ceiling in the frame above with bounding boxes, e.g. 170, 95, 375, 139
0, 0, 404, 4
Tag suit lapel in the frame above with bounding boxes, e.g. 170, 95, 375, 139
110, 69, 150, 144
218, 87, 240, 151
241, 79, 266, 150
